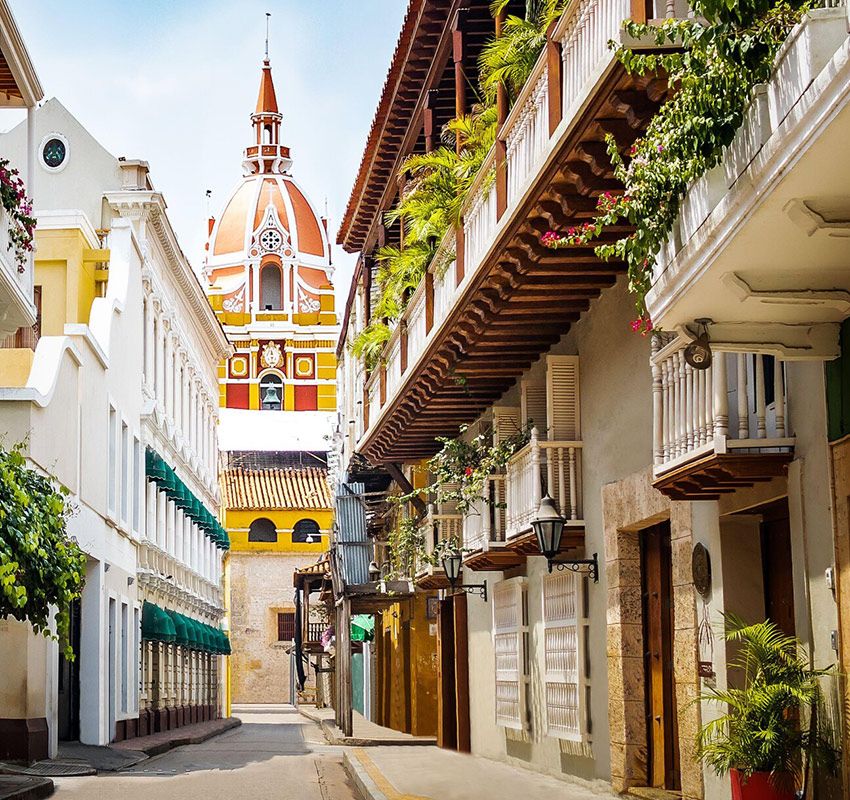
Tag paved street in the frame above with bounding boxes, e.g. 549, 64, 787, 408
51, 709, 359, 800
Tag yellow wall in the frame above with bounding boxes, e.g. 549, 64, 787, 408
225, 506, 332, 554
0, 348, 35, 388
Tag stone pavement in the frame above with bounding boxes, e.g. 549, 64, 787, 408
299, 706, 436, 747
48, 706, 358, 799
344, 745, 623, 800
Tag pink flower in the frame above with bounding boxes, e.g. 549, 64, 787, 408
464, 466, 473, 477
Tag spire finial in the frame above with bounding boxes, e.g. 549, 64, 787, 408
264, 12, 271, 60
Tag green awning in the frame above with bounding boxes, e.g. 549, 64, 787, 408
165, 610, 190, 647
351, 614, 375, 642
142, 602, 176, 643
220, 630, 232, 655
183, 616, 201, 650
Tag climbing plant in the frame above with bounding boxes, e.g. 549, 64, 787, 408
540, 0, 813, 326
0, 447, 85, 657
386, 515, 426, 579
0, 157, 35, 273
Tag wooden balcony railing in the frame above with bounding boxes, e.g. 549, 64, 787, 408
415, 506, 463, 586
306, 622, 324, 644
506, 428, 583, 539
463, 475, 507, 553
651, 335, 795, 497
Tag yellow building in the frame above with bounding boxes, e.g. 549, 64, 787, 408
221, 453, 332, 704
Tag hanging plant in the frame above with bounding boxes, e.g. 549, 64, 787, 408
0, 158, 36, 274
386, 515, 426, 580
0, 447, 86, 658
540, 0, 811, 326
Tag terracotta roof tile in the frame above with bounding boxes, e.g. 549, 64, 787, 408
221, 466, 332, 511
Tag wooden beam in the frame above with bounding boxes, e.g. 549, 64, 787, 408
384, 462, 427, 517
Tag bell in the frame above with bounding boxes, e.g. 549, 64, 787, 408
262, 383, 281, 408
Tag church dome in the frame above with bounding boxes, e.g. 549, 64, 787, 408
208, 172, 330, 267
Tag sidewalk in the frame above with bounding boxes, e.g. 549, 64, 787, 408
110, 716, 241, 757
344, 746, 622, 800
0, 776, 53, 800
298, 706, 436, 747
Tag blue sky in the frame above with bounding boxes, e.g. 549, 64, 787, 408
4, 0, 406, 301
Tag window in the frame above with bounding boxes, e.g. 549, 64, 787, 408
260, 263, 282, 310
41, 135, 68, 170
120, 422, 129, 523
108, 406, 117, 515
542, 571, 590, 742
260, 373, 283, 410
493, 578, 529, 730
292, 518, 320, 544
121, 602, 129, 713
248, 517, 277, 543
132, 437, 141, 532
277, 612, 295, 642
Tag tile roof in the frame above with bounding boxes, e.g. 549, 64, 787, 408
221, 466, 333, 511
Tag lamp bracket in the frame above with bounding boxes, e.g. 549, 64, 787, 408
447, 581, 488, 602
551, 553, 599, 583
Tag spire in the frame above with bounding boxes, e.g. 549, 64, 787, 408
255, 58, 279, 114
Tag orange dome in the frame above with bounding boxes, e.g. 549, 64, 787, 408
208, 173, 330, 266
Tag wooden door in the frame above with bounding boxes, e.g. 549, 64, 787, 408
401, 620, 412, 733
760, 500, 795, 638
453, 594, 471, 752
437, 598, 457, 749
641, 523, 681, 790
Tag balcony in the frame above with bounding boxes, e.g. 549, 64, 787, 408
355, 0, 679, 464
414, 505, 463, 590
462, 475, 524, 571
651, 336, 794, 499
0, 207, 37, 338
645, 8, 850, 356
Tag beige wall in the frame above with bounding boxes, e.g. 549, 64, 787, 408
229, 551, 318, 704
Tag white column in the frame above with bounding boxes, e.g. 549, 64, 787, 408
164, 329, 174, 420
156, 489, 166, 550
146, 482, 157, 543
143, 296, 155, 387
155, 314, 165, 408
25, 106, 35, 293
166, 500, 175, 556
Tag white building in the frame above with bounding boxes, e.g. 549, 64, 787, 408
0, 97, 230, 758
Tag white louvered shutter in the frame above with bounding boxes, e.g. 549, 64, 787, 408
521, 379, 547, 438
492, 405, 521, 445
546, 356, 580, 440
543, 571, 589, 741
493, 579, 528, 730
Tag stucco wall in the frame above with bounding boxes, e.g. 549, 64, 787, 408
229, 551, 320, 704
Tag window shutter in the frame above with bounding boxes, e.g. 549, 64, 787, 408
546, 356, 580, 440
493, 579, 528, 730
521, 379, 547, 438
542, 571, 589, 741
492, 405, 522, 445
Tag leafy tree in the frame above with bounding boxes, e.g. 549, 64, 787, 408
0, 447, 86, 657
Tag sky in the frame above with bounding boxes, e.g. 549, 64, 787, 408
3, 0, 406, 305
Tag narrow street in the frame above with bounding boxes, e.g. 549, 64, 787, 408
51, 709, 358, 800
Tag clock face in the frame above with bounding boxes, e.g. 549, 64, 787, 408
260, 229, 283, 252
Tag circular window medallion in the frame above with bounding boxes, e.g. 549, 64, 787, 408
259, 229, 283, 252
692, 543, 712, 597
40, 134, 69, 172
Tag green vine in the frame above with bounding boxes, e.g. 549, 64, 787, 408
386, 516, 426, 580
541, 0, 812, 327
0, 447, 86, 657
401, 422, 532, 516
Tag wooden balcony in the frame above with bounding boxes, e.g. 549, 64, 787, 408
357, 0, 677, 463
651, 336, 794, 499
462, 475, 524, 571
414, 507, 462, 589
505, 428, 585, 556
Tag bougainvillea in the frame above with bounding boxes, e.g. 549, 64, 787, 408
541, 1, 812, 326
0, 447, 86, 657
0, 158, 35, 273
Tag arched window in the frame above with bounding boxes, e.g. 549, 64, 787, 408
260, 263, 282, 310
293, 518, 320, 544
248, 517, 277, 542
260, 373, 283, 410
263, 124, 272, 144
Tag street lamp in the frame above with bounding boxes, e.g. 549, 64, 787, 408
441, 548, 487, 601
530, 494, 599, 581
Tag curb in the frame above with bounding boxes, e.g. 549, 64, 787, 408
111, 718, 242, 758
0, 776, 54, 800
342, 751, 389, 800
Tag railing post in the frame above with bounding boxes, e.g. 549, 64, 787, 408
568, 447, 577, 520
546, 20, 562, 136
651, 335, 663, 466
630, 0, 649, 24
455, 224, 465, 284
737, 353, 749, 439
425, 270, 434, 334
424, 88, 438, 153
774, 359, 786, 437
363, 384, 370, 431
530, 427, 542, 513
400, 320, 408, 375
713, 352, 728, 439
754, 354, 766, 439
495, 8, 508, 220
379, 364, 387, 407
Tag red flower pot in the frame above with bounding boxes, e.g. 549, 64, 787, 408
730, 769, 796, 800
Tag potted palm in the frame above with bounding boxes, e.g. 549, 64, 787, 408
697, 616, 839, 800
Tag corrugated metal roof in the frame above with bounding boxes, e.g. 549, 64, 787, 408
221, 466, 332, 511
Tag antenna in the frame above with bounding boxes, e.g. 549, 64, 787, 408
265, 12, 271, 60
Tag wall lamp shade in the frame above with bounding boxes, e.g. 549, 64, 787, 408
531, 494, 565, 570
442, 551, 462, 587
